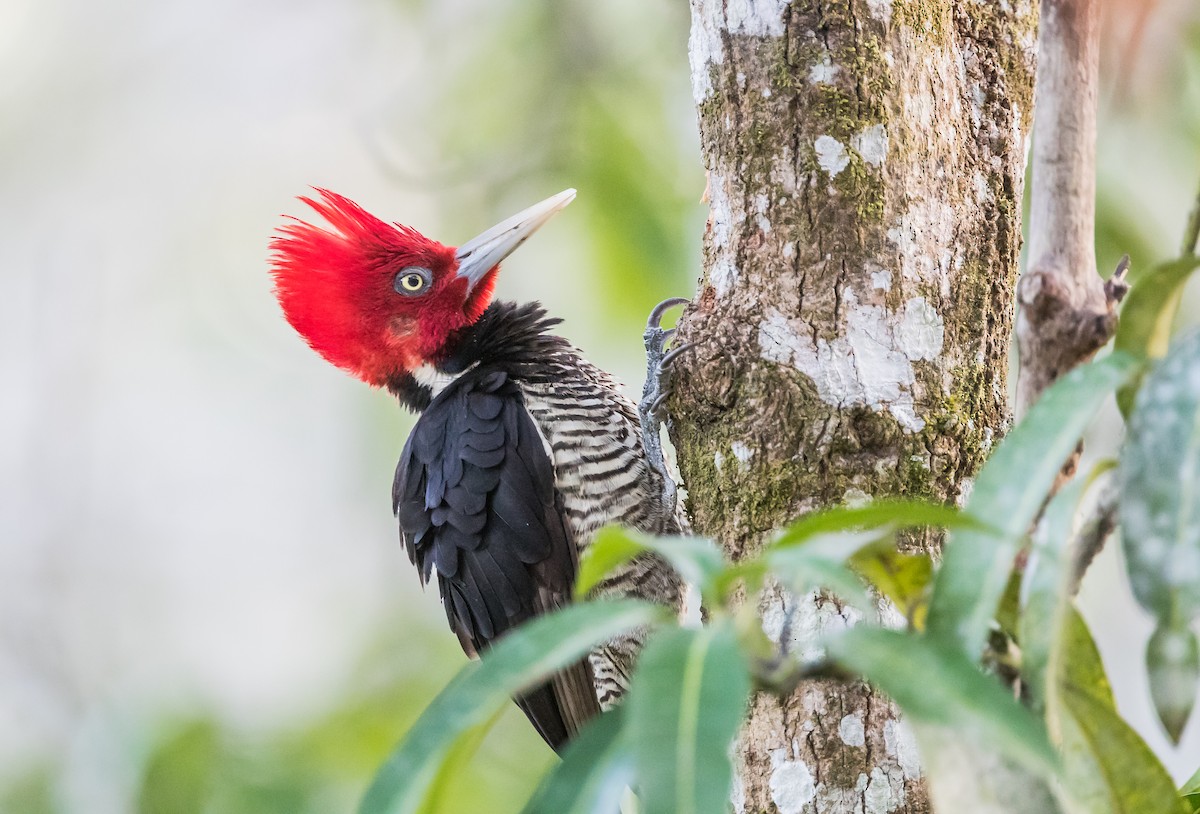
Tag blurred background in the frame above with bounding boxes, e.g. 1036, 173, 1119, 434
1, 0, 1197, 810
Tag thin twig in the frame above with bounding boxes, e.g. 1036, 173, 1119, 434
1182, 179, 1200, 258
1069, 481, 1120, 595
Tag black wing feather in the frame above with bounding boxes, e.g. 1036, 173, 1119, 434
393, 367, 597, 750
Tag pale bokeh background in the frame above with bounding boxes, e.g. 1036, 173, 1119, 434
1, 0, 1197, 810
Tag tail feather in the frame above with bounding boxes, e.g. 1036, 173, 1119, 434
514, 658, 599, 753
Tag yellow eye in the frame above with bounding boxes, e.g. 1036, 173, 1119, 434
394, 267, 431, 295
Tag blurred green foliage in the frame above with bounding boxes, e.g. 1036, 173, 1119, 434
1094, 12, 1200, 285
0, 765, 55, 814
377, 0, 705, 344
2, 623, 553, 814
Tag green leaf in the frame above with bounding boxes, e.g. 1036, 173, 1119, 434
626, 622, 752, 814
522, 709, 633, 814
1019, 476, 1090, 711
1120, 330, 1200, 740
994, 569, 1024, 642
768, 550, 874, 613
1179, 765, 1200, 796
1145, 624, 1200, 743
137, 721, 222, 814
825, 628, 1059, 780
762, 529, 887, 614
1057, 683, 1187, 814
761, 501, 961, 628
849, 546, 934, 629
915, 725, 1063, 814
1052, 610, 1187, 814
1054, 607, 1116, 711
1124, 339, 1200, 577
576, 526, 726, 603
1114, 257, 1200, 359
1181, 765, 1200, 813
358, 600, 667, 814
422, 716, 499, 813
760, 528, 936, 625
771, 500, 983, 549
1113, 257, 1200, 416
927, 353, 1141, 659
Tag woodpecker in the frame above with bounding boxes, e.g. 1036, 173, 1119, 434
270, 188, 686, 750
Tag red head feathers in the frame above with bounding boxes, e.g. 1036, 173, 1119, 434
270, 188, 575, 386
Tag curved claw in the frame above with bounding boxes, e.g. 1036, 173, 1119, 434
647, 297, 691, 330
650, 391, 671, 416
659, 341, 695, 370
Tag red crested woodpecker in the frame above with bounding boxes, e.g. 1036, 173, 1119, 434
270, 189, 686, 749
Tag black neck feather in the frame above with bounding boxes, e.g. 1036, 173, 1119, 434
386, 301, 568, 412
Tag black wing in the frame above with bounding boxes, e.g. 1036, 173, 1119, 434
393, 367, 598, 749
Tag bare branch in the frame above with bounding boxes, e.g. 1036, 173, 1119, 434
1017, 0, 1120, 417
1182, 179, 1200, 258
1069, 480, 1120, 595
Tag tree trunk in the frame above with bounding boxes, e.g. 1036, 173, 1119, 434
672, 1, 1037, 811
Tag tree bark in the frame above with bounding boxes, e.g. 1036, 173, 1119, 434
672, 1, 1037, 811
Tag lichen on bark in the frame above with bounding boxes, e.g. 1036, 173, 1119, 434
672, 0, 1038, 810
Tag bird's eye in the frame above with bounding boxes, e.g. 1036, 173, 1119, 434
394, 267, 432, 296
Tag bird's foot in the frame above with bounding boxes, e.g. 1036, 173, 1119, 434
639, 297, 693, 528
